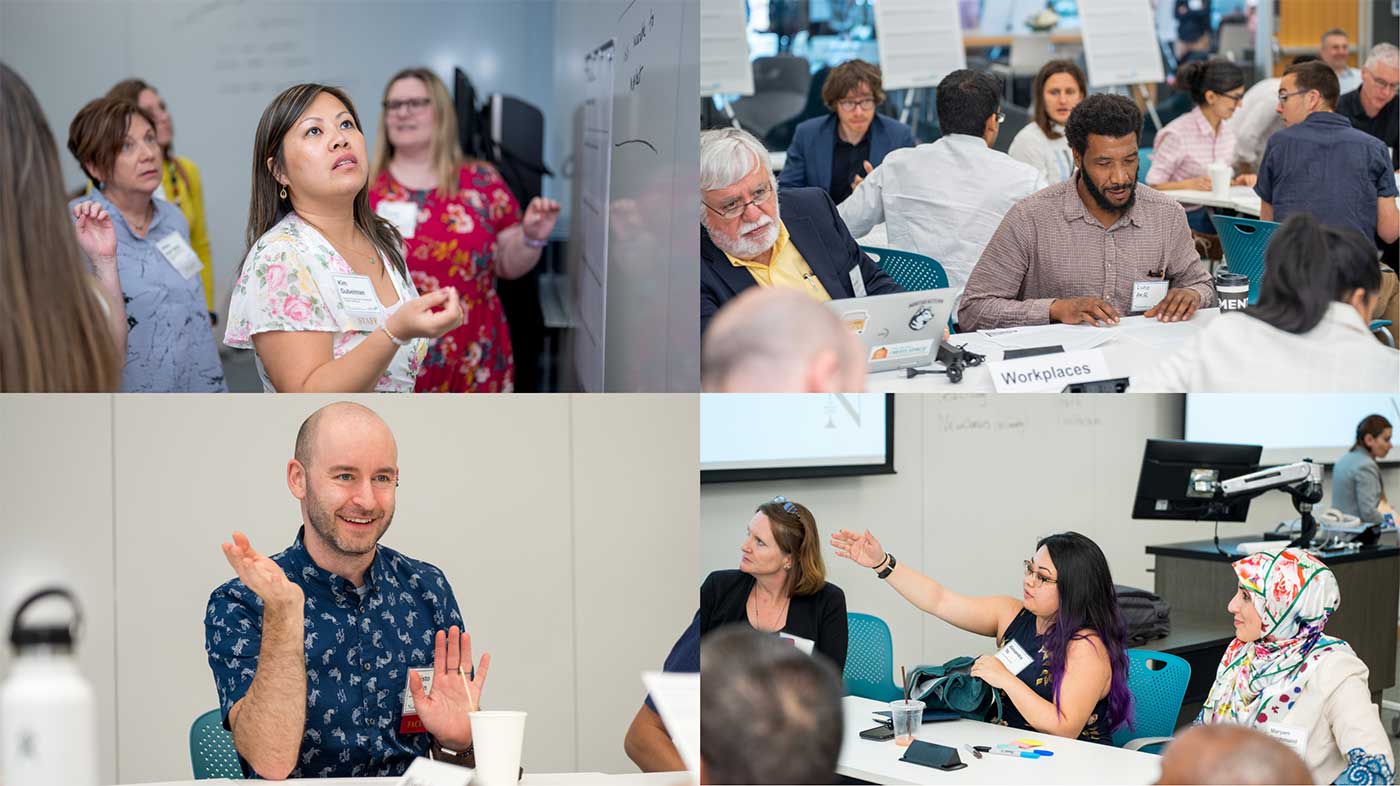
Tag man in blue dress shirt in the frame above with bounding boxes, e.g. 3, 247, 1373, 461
205, 402, 489, 778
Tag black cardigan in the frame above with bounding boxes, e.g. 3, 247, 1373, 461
699, 569, 849, 672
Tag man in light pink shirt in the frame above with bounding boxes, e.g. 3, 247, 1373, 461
959, 94, 1216, 331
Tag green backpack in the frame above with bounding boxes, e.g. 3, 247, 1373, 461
905, 656, 1004, 724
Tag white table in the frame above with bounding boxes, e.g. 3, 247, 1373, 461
865, 309, 1220, 392
837, 697, 1160, 785
1163, 186, 1261, 217
120, 773, 690, 786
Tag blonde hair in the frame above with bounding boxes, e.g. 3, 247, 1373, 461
371, 68, 468, 199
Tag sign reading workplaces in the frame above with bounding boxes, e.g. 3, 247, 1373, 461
990, 349, 1113, 393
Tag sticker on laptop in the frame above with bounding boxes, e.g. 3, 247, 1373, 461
869, 339, 934, 362
837, 310, 870, 335
908, 307, 936, 331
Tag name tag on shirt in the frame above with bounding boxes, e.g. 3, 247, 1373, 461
1130, 280, 1169, 312
994, 640, 1034, 675
376, 200, 418, 239
155, 232, 202, 279
1263, 722, 1307, 758
331, 273, 385, 331
849, 267, 867, 298
399, 666, 436, 735
778, 632, 815, 655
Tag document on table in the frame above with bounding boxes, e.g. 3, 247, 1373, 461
980, 324, 1118, 352
644, 671, 700, 781
1119, 318, 1200, 349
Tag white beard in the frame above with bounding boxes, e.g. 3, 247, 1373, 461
707, 211, 779, 259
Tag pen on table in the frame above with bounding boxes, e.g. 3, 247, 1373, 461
963, 744, 983, 760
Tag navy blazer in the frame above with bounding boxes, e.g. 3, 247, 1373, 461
777, 113, 917, 195
700, 187, 903, 334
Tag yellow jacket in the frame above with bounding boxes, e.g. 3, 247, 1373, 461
163, 156, 214, 311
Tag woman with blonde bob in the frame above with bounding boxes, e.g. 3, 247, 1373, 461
226, 83, 463, 392
368, 67, 559, 392
699, 496, 848, 671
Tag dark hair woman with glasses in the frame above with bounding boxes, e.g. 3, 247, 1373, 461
700, 497, 849, 671
832, 529, 1133, 743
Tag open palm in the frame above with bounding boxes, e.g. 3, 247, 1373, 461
221, 531, 303, 609
830, 528, 885, 568
409, 625, 491, 751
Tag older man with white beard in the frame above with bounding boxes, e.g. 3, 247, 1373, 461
700, 127, 901, 334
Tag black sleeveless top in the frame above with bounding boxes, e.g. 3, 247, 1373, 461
995, 608, 1113, 744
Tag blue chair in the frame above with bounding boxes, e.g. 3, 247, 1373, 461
859, 246, 949, 293
190, 709, 244, 779
1138, 148, 1153, 183
1112, 649, 1191, 752
1371, 320, 1396, 348
844, 612, 904, 702
1210, 214, 1280, 305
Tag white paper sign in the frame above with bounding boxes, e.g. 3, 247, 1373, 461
1130, 280, 1169, 312
990, 349, 1112, 393
1079, 0, 1167, 88
700, 0, 754, 96
376, 200, 418, 239
779, 632, 816, 654
394, 756, 473, 786
873, 0, 968, 89
644, 672, 700, 781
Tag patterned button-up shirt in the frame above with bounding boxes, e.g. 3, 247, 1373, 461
205, 528, 463, 778
957, 178, 1216, 330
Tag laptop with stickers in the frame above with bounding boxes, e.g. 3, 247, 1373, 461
825, 290, 954, 374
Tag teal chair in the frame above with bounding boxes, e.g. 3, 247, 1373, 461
1138, 148, 1153, 183
1210, 214, 1279, 305
1371, 320, 1396, 348
190, 709, 244, 779
844, 612, 904, 702
859, 246, 949, 292
1112, 650, 1191, 753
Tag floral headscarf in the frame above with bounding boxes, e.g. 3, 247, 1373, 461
1201, 548, 1349, 726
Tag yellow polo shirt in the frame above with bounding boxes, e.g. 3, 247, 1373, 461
724, 220, 831, 301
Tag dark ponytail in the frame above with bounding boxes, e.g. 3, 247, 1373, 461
1176, 58, 1245, 108
1246, 214, 1381, 334
1353, 415, 1393, 451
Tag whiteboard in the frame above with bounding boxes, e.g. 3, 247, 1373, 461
1186, 394, 1400, 465
873, 0, 968, 90
1078, 0, 1166, 88
700, 0, 754, 96
573, 41, 616, 394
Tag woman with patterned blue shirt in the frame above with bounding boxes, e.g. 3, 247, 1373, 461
66, 97, 226, 392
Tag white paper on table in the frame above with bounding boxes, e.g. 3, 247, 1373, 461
1119, 318, 1200, 348
643, 671, 700, 781
981, 323, 1118, 352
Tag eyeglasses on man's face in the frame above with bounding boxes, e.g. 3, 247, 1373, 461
703, 183, 773, 221
1276, 89, 1311, 105
1366, 69, 1400, 93
838, 97, 876, 112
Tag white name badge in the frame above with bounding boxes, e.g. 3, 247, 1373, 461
1263, 722, 1307, 758
849, 266, 867, 298
994, 640, 1034, 675
778, 632, 816, 655
1130, 280, 1169, 312
395, 756, 473, 786
398, 666, 435, 735
154, 231, 202, 280
376, 200, 418, 239
331, 273, 385, 331
990, 349, 1112, 393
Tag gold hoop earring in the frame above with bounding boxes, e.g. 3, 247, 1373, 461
279, 186, 288, 200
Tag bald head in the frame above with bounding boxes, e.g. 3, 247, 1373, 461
1156, 725, 1312, 785
294, 402, 395, 470
702, 288, 866, 392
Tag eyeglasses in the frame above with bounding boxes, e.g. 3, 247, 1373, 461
771, 496, 799, 515
1276, 89, 1311, 105
384, 97, 432, 113
1367, 70, 1400, 93
1219, 91, 1245, 104
837, 98, 877, 111
703, 183, 773, 221
1023, 559, 1057, 587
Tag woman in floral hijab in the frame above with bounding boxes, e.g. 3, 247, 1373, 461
1199, 548, 1392, 784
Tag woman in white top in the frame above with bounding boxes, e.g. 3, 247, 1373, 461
227, 84, 462, 392
1137, 214, 1400, 392
1199, 548, 1392, 784
1007, 60, 1085, 185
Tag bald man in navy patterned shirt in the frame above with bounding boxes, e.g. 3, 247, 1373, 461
205, 402, 490, 779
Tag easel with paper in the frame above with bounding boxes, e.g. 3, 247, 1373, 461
872, 0, 966, 137
1078, 0, 1166, 130
700, 0, 754, 128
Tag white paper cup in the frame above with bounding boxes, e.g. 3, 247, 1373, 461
1208, 162, 1231, 196
470, 710, 526, 786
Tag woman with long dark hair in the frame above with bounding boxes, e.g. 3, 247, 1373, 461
225, 84, 463, 392
831, 529, 1132, 742
1331, 414, 1393, 523
1007, 59, 1086, 184
1139, 213, 1400, 391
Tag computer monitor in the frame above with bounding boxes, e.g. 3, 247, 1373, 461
1132, 439, 1263, 522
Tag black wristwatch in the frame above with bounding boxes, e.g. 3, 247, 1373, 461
877, 552, 897, 579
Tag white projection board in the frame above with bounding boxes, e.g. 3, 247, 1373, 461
700, 394, 893, 481
700, 0, 754, 96
873, 0, 967, 90
1185, 395, 1400, 465
1079, 0, 1166, 88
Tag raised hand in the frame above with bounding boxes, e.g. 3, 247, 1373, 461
830, 528, 886, 568
72, 201, 117, 265
221, 531, 303, 611
521, 197, 561, 244
387, 287, 464, 340
409, 625, 492, 751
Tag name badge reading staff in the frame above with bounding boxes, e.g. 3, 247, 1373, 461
332, 273, 386, 331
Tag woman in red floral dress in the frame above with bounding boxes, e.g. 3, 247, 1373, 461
369, 67, 559, 392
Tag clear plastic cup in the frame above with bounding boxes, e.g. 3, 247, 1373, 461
888, 699, 925, 747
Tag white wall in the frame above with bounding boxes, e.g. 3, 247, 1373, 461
0, 394, 696, 784
700, 394, 1400, 680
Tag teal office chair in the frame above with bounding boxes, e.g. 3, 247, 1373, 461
844, 612, 904, 702
1112, 650, 1191, 753
1210, 214, 1279, 305
190, 709, 244, 780
859, 246, 949, 293
1371, 320, 1396, 348
1138, 148, 1153, 183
